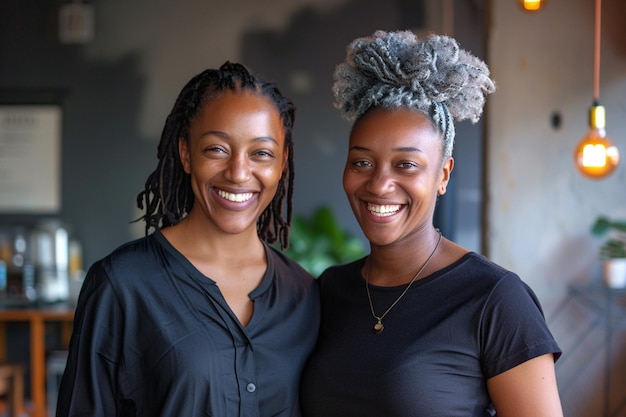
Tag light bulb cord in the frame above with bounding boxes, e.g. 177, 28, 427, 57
593, 0, 601, 103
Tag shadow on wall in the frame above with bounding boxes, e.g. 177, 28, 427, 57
238, 0, 427, 239
59, 55, 155, 264
604, 0, 626, 57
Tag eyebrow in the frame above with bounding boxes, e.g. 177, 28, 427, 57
200, 130, 280, 146
349, 145, 423, 153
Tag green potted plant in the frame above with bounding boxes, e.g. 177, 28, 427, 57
281, 205, 367, 277
591, 215, 626, 288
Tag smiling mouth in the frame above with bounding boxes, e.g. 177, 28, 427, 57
217, 189, 254, 203
367, 202, 401, 217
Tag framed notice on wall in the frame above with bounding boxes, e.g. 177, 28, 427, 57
0, 105, 61, 212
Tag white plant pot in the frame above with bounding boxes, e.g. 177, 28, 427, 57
603, 258, 626, 289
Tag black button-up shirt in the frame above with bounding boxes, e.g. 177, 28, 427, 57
57, 231, 320, 416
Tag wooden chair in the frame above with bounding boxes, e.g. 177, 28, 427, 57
0, 363, 25, 417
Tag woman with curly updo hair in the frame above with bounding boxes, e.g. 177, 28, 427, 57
57, 62, 319, 417
301, 31, 563, 417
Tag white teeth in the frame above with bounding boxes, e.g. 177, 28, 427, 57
367, 203, 400, 217
217, 190, 253, 202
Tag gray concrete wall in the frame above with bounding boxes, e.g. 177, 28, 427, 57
488, 1, 626, 415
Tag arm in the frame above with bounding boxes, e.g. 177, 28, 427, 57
56, 263, 123, 417
487, 353, 563, 417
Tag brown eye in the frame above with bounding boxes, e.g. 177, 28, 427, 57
253, 149, 273, 158
205, 146, 226, 154
353, 160, 372, 168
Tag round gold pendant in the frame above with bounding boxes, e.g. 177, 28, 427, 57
373, 321, 384, 334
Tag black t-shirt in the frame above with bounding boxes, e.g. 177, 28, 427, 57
57, 231, 320, 417
300, 252, 561, 417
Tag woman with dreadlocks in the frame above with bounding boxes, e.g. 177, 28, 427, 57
300, 31, 563, 417
57, 62, 320, 417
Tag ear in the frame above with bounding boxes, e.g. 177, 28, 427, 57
178, 138, 191, 174
437, 157, 454, 196
281, 147, 289, 173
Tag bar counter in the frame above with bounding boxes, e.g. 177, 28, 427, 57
0, 303, 74, 417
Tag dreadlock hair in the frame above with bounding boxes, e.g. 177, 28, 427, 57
135, 61, 296, 250
333, 30, 496, 159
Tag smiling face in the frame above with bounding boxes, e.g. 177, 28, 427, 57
179, 89, 288, 237
343, 107, 453, 247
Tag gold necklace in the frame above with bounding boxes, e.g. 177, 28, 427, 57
365, 230, 442, 334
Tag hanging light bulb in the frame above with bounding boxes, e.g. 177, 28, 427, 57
519, 0, 547, 12
573, 0, 620, 179
574, 104, 620, 178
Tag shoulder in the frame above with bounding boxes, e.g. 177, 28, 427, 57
266, 245, 316, 284
451, 253, 546, 314
104, 233, 161, 264
445, 252, 524, 289
84, 233, 167, 291
467, 252, 532, 289
319, 257, 364, 278
316, 258, 365, 290
439, 252, 540, 304
454, 252, 515, 279
74, 237, 161, 327
100, 232, 166, 271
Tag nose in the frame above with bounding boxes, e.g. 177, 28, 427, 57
365, 168, 394, 197
224, 153, 252, 183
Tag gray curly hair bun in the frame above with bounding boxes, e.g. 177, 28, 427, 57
333, 30, 496, 158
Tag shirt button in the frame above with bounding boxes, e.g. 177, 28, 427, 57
246, 383, 256, 393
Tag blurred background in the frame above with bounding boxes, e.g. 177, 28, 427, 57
0, 0, 625, 416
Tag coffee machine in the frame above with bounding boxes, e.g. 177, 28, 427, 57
32, 219, 71, 303
0, 219, 79, 305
